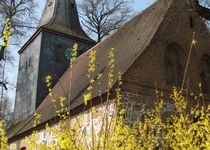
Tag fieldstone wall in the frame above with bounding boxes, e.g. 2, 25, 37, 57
122, 92, 177, 125
9, 101, 116, 149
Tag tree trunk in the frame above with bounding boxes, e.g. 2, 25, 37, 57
0, 46, 5, 61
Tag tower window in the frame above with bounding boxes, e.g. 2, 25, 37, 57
165, 43, 183, 87
200, 54, 210, 94
28, 58, 32, 67
55, 44, 62, 62
71, 0, 74, 8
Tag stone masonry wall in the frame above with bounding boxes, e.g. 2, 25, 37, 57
9, 102, 116, 149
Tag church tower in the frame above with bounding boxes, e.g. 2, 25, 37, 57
14, 0, 95, 121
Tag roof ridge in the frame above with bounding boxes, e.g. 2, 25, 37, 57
76, 0, 171, 59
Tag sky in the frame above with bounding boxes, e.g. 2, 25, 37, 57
37, 0, 156, 16
6, 0, 155, 106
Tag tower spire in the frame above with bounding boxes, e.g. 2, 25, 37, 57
39, 0, 94, 42
14, 0, 95, 122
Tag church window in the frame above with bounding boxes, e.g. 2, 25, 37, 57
189, 16, 194, 28
177, 65, 183, 86
55, 44, 62, 62
166, 62, 175, 85
200, 54, 210, 94
165, 43, 183, 87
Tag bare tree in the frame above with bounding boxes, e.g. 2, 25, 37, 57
0, 95, 14, 126
0, 0, 38, 61
0, 49, 15, 124
79, 0, 133, 42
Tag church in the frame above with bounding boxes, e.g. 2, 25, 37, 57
7, 0, 210, 149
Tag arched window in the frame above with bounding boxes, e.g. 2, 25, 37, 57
166, 62, 175, 85
200, 54, 210, 94
165, 43, 183, 87
177, 65, 184, 86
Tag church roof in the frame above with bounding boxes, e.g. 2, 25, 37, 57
39, 0, 95, 42
8, 0, 174, 141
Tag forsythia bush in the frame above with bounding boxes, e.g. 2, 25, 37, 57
2, 18, 12, 47
1, 33, 210, 150
0, 120, 8, 149
0, 17, 11, 149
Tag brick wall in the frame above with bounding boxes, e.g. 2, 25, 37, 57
122, 0, 210, 105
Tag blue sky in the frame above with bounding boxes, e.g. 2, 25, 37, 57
133, 0, 155, 12
37, 0, 155, 17
7, 0, 155, 105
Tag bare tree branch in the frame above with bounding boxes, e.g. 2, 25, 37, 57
0, 0, 38, 61
0, 82, 7, 90
79, 0, 133, 42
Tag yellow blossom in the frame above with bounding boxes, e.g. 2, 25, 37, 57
59, 96, 66, 102
192, 38, 197, 46
87, 86, 93, 91
84, 93, 91, 105
91, 107, 97, 115
6, 18, 10, 22
90, 78, 95, 84
33, 113, 41, 127
70, 43, 78, 64
88, 50, 96, 73
52, 98, 56, 103
49, 92, 53, 96
2, 42, 7, 47
0, 120, 8, 149
1, 17, 12, 48
97, 73, 103, 80
45, 75, 52, 84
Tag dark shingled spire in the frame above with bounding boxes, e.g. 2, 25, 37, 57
39, 0, 94, 42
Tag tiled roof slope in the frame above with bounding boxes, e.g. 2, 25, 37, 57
8, 0, 173, 140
